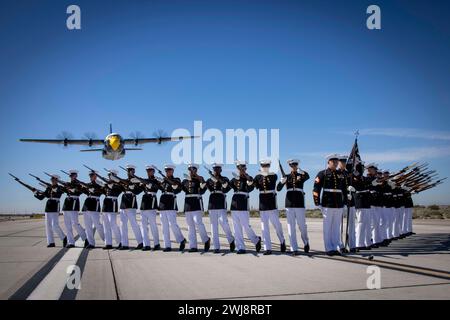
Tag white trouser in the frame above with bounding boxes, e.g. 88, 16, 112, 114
401, 207, 408, 235
185, 210, 209, 249
63, 211, 86, 245
120, 209, 143, 247
260, 210, 285, 251
378, 207, 388, 241
371, 206, 383, 244
406, 207, 413, 233
346, 206, 357, 249
102, 212, 121, 246
45, 212, 66, 245
382, 207, 393, 240
355, 208, 371, 248
286, 207, 309, 252
160, 210, 185, 248
231, 211, 259, 251
321, 207, 343, 252
392, 208, 401, 237
84, 211, 105, 246
140, 210, 160, 247
209, 209, 234, 250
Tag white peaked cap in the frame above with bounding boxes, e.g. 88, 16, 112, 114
187, 163, 199, 169
126, 164, 136, 170
383, 169, 390, 174
326, 153, 340, 161
287, 159, 300, 165
339, 155, 348, 161
50, 174, 60, 179
235, 160, 247, 166
211, 163, 223, 168
108, 169, 118, 175
365, 163, 378, 169
68, 169, 78, 175
259, 159, 272, 165
164, 164, 175, 170
145, 165, 156, 170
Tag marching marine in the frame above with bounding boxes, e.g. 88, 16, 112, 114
101, 170, 123, 249
60, 170, 87, 248
313, 154, 347, 256
205, 163, 235, 253
181, 163, 211, 252
139, 165, 161, 251
254, 159, 286, 255
230, 161, 262, 254
277, 159, 310, 255
158, 164, 186, 252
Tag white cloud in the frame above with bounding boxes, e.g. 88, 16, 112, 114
355, 128, 450, 141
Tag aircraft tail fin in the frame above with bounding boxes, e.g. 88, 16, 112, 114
109, 123, 113, 134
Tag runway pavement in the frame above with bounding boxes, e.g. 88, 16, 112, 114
0, 215, 449, 300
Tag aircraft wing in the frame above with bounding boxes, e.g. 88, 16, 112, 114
80, 149, 104, 152
122, 135, 198, 145
20, 139, 104, 146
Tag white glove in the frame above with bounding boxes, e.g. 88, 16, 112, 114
222, 182, 228, 188
388, 180, 396, 188
280, 177, 287, 184
298, 170, 305, 175
130, 178, 140, 184
172, 184, 179, 190
372, 179, 380, 186
247, 180, 254, 186
146, 183, 153, 189
211, 177, 218, 183
129, 185, 135, 190
200, 182, 206, 189
89, 188, 95, 193
347, 186, 356, 193
347, 194, 352, 201
69, 189, 76, 193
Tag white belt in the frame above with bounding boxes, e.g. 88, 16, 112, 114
260, 190, 276, 194
185, 194, 201, 198
68, 195, 79, 199
163, 192, 175, 196
211, 190, 223, 194
106, 196, 118, 200
88, 196, 100, 200
323, 189, 342, 193
287, 188, 303, 192
356, 190, 369, 194
384, 193, 392, 195
392, 195, 398, 198
235, 192, 249, 196
49, 198, 60, 201
145, 192, 157, 196
124, 192, 135, 195
370, 190, 377, 193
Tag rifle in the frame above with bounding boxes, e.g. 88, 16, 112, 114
155, 166, 178, 185
44, 172, 70, 187
103, 168, 132, 186
60, 170, 89, 188
204, 165, 225, 184
9, 173, 41, 193
118, 166, 148, 184
29, 173, 52, 188
83, 165, 112, 184
278, 159, 287, 178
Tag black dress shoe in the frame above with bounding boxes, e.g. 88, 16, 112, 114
153, 244, 161, 251
236, 249, 246, 254
280, 241, 286, 253
304, 244, 310, 253
63, 237, 68, 248
103, 245, 113, 250
47, 243, 56, 248
255, 237, 262, 252
119, 246, 129, 250
229, 240, 235, 252
341, 248, 349, 254
326, 251, 333, 256
214, 249, 220, 254
349, 248, 358, 253
204, 238, 211, 252
371, 244, 379, 248
163, 247, 172, 252
179, 239, 186, 251
334, 250, 342, 256
84, 239, 90, 248
66, 244, 75, 249
263, 250, 272, 255
116, 243, 122, 249
189, 248, 198, 253
135, 243, 144, 250
142, 246, 151, 251
86, 245, 95, 249
291, 251, 300, 256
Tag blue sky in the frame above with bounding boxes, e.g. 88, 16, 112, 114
0, 0, 449, 212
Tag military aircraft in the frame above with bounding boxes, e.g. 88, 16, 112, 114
20, 124, 197, 160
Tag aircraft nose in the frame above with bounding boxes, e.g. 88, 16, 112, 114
109, 136, 120, 151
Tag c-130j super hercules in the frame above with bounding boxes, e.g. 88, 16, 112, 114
19, 124, 197, 160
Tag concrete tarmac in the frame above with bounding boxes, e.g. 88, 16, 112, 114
0, 215, 449, 300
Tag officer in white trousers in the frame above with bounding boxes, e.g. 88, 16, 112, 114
254, 159, 286, 255
158, 164, 186, 252
380, 170, 396, 244
352, 162, 373, 250
404, 189, 415, 236
61, 170, 87, 248
313, 154, 348, 256
81, 171, 105, 249
205, 163, 235, 253
101, 170, 122, 249
33, 174, 67, 248
230, 161, 262, 254
117, 164, 144, 250
277, 159, 310, 255
368, 167, 385, 247
139, 165, 161, 251
181, 163, 211, 252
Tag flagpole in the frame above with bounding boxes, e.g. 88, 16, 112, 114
344, 130, 359, 251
